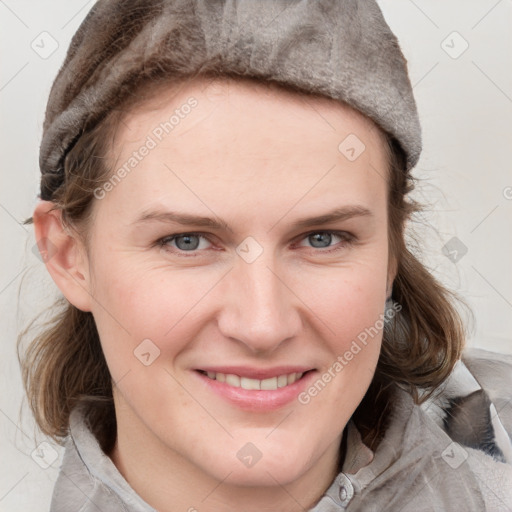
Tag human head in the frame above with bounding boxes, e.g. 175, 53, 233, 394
20, 0, 465, 494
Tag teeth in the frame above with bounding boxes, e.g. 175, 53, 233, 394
287, 373, 297, 385
260, 377, 277, 390
240, 377, 261, 390
225, 374, 240, 387
277, 375, 288, 388
203, 371, 304, 390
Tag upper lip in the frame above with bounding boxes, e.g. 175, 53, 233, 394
195, 366, 314, 380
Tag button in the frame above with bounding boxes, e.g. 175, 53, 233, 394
336, 473, 354, 507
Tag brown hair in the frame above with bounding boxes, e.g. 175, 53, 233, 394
19, 81, 468, 456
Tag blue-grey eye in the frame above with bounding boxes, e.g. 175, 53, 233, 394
308, 232, 335, 248
173, 234, 202, 251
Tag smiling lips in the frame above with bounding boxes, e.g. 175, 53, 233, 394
198, 370, 305, 390
194, 366, 316, 411
194, 367, 316, 411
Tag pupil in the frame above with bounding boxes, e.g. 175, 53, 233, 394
310, 232, 331, 248
176, 235, 199, 251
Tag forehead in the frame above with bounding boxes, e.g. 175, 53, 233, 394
97, 75, 390, 227
116, 74, 387, 148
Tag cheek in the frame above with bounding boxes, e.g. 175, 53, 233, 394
293, 262, 388, 406
88, 267, 208, 426
89, 257, 221, 377
291, 261, 388, 351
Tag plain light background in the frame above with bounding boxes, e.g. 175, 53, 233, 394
1, 0, 511, 510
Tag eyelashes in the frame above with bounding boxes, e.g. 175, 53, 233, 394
155, 230, 356, 257
157, 232, 211, 254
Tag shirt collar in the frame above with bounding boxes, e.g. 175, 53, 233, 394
310, 384, 414, 510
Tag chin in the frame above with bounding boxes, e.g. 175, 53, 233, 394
197, 439, 317, 488
218, 458, 308, 488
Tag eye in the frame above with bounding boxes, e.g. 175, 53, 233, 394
156, 230, 355, 257
157, 232, 212, 255
296, 230, 355, 253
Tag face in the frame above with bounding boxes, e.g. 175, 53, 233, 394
44, 77, 394, 490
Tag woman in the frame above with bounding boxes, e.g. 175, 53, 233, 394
19, 0, 512, 510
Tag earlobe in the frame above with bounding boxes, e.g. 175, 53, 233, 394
32, 200, 93, 312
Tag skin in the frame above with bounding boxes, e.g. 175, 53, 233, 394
33, 76, 395, 512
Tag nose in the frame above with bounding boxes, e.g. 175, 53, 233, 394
216, 253, 302, 355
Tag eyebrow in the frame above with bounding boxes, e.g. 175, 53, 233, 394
132, 205, 373, 232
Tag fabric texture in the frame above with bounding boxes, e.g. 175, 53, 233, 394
50, 348, 512, 511
39, 0, 422, 201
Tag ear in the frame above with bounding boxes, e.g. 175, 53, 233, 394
32, 200, 93, 312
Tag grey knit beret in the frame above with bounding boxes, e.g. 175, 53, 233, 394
39, 0, 422, 201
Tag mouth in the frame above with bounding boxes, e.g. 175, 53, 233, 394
193, 368, 317, 411
195, 369, 314, 390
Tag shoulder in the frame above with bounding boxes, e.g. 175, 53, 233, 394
461, 347, 512, 444
50, 404, 155, 512
462, 347, 512, 402
50, 434, 125, 511
417, 347, 512, 510
421, 347, 512, 460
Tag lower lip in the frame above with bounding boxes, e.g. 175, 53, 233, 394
193, 370, 317, 411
